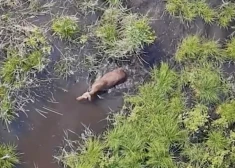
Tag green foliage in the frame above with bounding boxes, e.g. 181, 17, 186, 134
184, 104, 208, 132
0, 143, 19, 168
52, 16, 79, 39
218, 3, 235, 28
184, 63, 229, 104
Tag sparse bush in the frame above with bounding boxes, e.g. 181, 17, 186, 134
0, 143, 19, 168
218, 3, 235, 28
184, 104, 209, 132
52, 16, 79, 39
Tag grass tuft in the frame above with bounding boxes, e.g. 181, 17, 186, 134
184, 63, 229, 104
175, 35, 201, 62
218, 3, 235, 28
95, 8, 156, 57
52, 16, 79, 39
196, 0, 216, 24
0, 143, 19, 168
224, 37, 235, 60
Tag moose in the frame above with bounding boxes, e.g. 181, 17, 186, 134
76, 68, 128, 101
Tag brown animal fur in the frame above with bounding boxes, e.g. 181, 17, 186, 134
76, 68, 127, 101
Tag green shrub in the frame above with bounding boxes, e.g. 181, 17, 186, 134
0, 143, 19, 168
184, 104, 209, 132
52, 16, 79, 39
218, 3, 235, 28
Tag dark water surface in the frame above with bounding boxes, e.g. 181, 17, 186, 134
0, 79, 123, 168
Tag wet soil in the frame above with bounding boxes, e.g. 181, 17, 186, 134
0, 0, 235, 167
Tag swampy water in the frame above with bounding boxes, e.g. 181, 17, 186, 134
0, 77, 123, 168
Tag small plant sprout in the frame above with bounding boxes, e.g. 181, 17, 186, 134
0, 143, 19, 168
184, 104, 208, 132
214, 100, 235, 128
52, 16, 79, 39
224, 37, 235, 60
196, 0, 216, 24
175, 35, 201, 62
218, 2, 235, 28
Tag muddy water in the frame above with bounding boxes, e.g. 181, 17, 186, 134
0, 78, 123, 168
